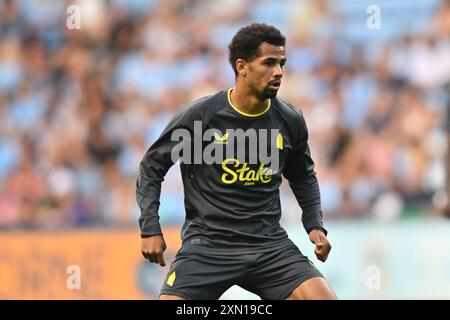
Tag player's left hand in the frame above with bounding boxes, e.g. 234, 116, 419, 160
308, 229, 332, 262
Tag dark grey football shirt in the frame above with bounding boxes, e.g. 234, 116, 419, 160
136, 89, 326, 253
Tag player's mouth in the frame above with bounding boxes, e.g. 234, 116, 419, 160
268, 80, 281, 90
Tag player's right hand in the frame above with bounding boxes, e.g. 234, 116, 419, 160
141, 235, 167, 267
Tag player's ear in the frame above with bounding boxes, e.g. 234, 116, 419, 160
236, 59, 247, 77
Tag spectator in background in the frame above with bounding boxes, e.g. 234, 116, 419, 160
0, 0, 448, 229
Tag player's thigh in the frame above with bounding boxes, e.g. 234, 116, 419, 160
160, 250, 245, 300
239, 243, 324, 300
286, 276, 337, 300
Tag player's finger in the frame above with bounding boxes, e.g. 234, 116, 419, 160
315, 247, 325, 261
315, 243, 323, 252
148, 254, 157, 263
316, 254, 325, 262
157, 252, 166, 267
141, 251, 149, 259
319, 248, 330, 262
321, 243, 331, 255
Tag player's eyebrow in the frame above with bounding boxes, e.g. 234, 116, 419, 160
262, 57, 287, 64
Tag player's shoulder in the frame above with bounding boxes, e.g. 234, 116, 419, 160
177, 90, 226, 120
272, 96, 306, 127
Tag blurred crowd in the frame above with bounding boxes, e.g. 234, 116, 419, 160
0, 0, 449, 229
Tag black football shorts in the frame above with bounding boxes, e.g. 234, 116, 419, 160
159, 238, 323, 300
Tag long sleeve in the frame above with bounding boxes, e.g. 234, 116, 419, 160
282, 114, 327, 235
136, 107, 193, 237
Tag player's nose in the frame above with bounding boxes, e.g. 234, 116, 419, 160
274, 64, 283, 78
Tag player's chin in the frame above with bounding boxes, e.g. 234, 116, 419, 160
262, 87, 279, 99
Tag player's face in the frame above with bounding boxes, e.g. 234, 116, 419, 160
246, 42, 286, 99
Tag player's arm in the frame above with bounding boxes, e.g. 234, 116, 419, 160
136, 107, 193, 266
282, 113, 331, 262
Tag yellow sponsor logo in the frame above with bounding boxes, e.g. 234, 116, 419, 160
214, 132, 229, 144
221, 159, 272, 184
167, 271, 176, 287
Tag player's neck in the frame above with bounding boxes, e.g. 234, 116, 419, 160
230, 86, 270, 116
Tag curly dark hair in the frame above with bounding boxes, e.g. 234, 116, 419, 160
228, 23, 286, 76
